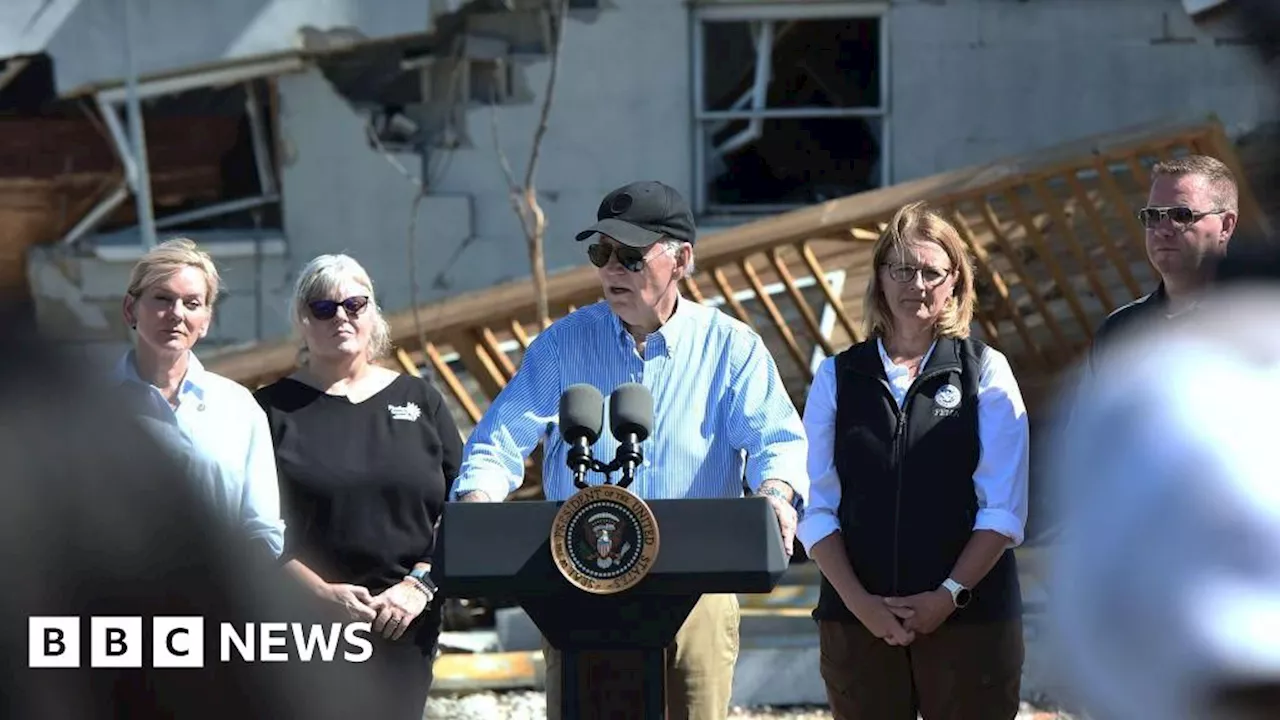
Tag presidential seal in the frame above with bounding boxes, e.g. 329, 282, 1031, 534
550, 483, 660, 594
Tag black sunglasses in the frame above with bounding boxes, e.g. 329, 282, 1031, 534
587, 243, 648, 272
307, 295, 370, 320
1136, 206, 1226, 229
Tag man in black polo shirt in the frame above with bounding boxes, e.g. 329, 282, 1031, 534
1089, 154, 1240, 369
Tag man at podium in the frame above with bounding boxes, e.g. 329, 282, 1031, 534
450, 180, 810, 720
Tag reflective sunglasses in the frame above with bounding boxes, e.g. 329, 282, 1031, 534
882, 263, 951, 287
1136, 206, 1226, 229
307, 295, 370, 320
587, 242, 648, 272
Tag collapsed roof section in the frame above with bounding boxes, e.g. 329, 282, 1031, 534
0, 0, 450, 98
0, 0, 532, 263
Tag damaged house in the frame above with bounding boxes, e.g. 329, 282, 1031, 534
0, 0, 1270, 381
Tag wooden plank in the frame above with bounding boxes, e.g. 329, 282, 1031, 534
1125, 155, 1152, 192
1092, 157, 1151, 281
798, 242, 862, 344
1063, 174, 1143, 298
452, 332, 508, 400
393, 347, 422, 377
478, 326, 516, 380
947, 206, 1046, 370
971, 303, 1003, 349
709, 267, 754, 328
1193, 126, 1276, 240
769, 247, 835, 357
974, 201, 1072, 356
739, 257, 811, 380
1029, 178, 1115, 311
510, 319, 532, 350
426, 341, 483, 425
681, 276, 707, 303
1003, 189, 1093, 342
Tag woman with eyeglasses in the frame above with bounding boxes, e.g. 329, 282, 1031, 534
796, 201, 1031, 719
111, 237, 285, 560
254, 254, 463, 719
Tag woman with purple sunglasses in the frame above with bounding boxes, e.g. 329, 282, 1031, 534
254, 253, 463, 720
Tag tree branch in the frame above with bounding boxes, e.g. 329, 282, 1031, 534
490, 94, 534, 240
489, 0, 571, 328
523, 0, 570, 191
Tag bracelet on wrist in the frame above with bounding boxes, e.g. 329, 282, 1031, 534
760, 483, 804, 515
403, 575, 434, 600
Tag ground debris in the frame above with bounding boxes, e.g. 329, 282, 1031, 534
423, 692, 1075, 719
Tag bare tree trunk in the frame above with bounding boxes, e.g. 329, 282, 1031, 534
493, 0, 570, 330
524, 187, 551, 328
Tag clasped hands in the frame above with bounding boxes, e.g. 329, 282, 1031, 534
314, 579, 431, 641
848, 587, 956, 646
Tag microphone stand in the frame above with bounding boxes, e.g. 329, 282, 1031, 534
614, 434, 643, 489
566, 437, 645, 489
567, 436, 594, 490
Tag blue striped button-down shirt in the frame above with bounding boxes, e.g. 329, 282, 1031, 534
452, 298, 810, 504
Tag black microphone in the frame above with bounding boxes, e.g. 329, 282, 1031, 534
559, 384, 604, 488
609, 383, 653, 489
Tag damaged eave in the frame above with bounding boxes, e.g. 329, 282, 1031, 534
55, 50, 309, 104
1183, 0, 1233, 18
26, 0, 508, 108
49, 28, 434, 105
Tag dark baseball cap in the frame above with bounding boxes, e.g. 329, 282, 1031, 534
575, 181, 696, 247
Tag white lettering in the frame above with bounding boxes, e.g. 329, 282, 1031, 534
220, 624, 254, 662
259, 622, 288, 661
343, 623, 373, 662
291, 623, 343, 662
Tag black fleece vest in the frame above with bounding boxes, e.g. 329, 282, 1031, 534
812, 336, 1021, 625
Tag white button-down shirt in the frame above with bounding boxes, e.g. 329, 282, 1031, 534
797, 338, 1030, 552
113, 350, 285, 557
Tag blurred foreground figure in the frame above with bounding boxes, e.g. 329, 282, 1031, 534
0, 303, 390, 719
1046, 285, 1280, 720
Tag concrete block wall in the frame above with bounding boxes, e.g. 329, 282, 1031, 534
25, 241, 297, 368
889, 0, 1276, 182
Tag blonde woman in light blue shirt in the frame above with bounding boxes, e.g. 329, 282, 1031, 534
114, 237, 285, 558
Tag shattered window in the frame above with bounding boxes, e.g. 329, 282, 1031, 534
696, 14, 886, 213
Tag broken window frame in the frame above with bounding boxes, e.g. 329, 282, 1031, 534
691, 2, 891, 216
60, 56, 302, 249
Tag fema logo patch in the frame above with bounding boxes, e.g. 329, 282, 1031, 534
934, 384, 962, 415
550, 484, 660, 594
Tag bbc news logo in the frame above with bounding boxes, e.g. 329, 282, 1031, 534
29, 617, 374, 668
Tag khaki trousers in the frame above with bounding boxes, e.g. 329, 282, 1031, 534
817, 616, 1024, 720
543, 593, 740, 720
